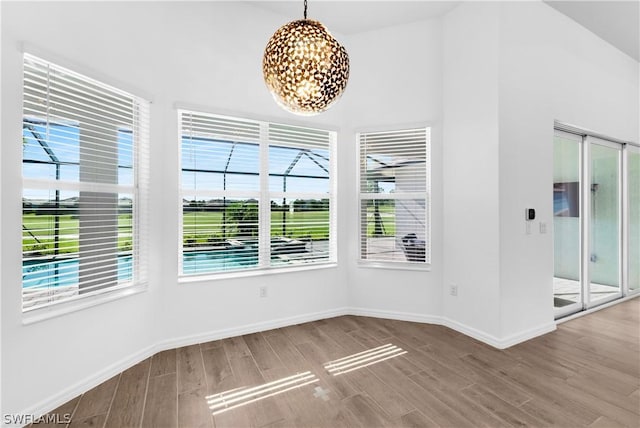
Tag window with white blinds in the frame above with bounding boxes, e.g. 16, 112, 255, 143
179, 110, 335, 276
358, 128, 430, 265
22, 54, 150, 312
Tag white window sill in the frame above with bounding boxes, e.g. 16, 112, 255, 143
178, 262, 338, 284
22, 283, 148, 325
357, 261, 432, 272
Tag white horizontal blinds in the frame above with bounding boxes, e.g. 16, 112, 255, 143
132, 99, 151, 289
22, 54, 149, 312
359, 128, 429, 264
179, 110, 335, 275
182, 112, 261, 143
180, 111, 261, 274
269, 123, 331, 150
268, 124, 333, 265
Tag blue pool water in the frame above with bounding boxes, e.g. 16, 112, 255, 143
182, 250, 258, 274
23, 256, 134, 288
22, 251, 259, 288
22, 236, 322, 288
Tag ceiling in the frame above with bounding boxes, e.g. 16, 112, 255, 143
545, 1, 639, 61
249, 1, 639, 62
247, 1, 460, 35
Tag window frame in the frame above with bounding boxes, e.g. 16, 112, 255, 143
21, 53, 150, 319
356, 126, 431, 269
177, 109, 337, 280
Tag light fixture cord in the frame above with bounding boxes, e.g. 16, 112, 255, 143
304, 0, 307, 19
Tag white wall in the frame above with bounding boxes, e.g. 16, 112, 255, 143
142, 0, 351, 347
442, 2, 502, 340
1, 1, 349, 418
442, 1, 638, 344
342, 19, 444, 320
1, 0, 638, 420
497, 1, 639, 339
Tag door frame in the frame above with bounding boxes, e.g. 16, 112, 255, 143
583, 136, 623, 309
553, 123, 638, 319
625, 144, 640, 297
553, 130, 584, 319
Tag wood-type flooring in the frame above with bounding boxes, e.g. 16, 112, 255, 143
30, 298, 640, 427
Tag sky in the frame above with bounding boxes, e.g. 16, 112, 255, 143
24, 122, 332, 200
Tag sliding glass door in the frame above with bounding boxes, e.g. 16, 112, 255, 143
553, 131, 583, 316
587, 139, 622, 306
553, 129, 636, 318
628, 146, 640, 293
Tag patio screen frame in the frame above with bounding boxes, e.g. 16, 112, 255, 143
178, 110, 337, 278
21, 53, 150, 314
357, 127, 431, 267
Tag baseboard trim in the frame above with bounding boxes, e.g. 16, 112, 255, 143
439, 317, 505, 348
22, 307, 349, 422
349, 307, 556, 349
348, 306, 444, 325
23, 305, 557, 421
154, 307, 351, 352
440, 317, 557, 349
22, 343, 157, 426
491, 322, 557, 349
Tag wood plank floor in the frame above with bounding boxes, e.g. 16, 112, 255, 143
32, 298, 639, 427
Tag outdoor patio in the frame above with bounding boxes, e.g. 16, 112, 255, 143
553, 277, 620, 307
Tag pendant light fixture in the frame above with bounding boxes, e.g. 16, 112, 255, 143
263, 0, 349, 116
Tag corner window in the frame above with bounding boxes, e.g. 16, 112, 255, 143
358, 128, 430, 266
21, 54, 150, 312
179, 110, 336, 276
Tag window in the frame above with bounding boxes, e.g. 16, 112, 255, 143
179, 110, 335, 276
358, 128, 430, 265
22, 54, 149, 312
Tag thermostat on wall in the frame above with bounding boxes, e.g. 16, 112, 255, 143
526, 208, 536, 221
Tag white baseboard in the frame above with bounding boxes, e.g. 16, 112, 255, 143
21, 305, 557, 422
439, 317, 505, 348
21, 307, 350, 423
154, 307, 351, 352
349, 306, 556, 349
443, 318, 557, 349
348, 306, 444, 325
495, 322, 557, 349
22, 343, 157, 427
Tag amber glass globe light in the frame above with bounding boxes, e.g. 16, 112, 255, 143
263, 14, 349, 115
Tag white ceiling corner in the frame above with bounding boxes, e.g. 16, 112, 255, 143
246, 1, 461, 35
248, 1, 639, 62
544, 1, 639, 62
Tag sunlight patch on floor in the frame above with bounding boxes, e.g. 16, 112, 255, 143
323, 343, 407, 376
207, 371, 319, 415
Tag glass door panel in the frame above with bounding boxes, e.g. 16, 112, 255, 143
553, 131, 583, 316
588, 140, 622, 306
628, 148, 640, 292
553, 128, 634, 318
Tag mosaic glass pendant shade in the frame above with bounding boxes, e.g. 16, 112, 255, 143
263, 18, 349, 115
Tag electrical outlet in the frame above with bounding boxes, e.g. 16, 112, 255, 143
539, 222, 547, 234
450, 284, 458, 297
259, 286, 268, 298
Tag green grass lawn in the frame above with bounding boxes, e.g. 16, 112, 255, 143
22, 213, 132, 235
23, 207, 399, 256
183, 210, 331, 241
22, 213, 132, 255
364, 205, 396, 236
365, 216, 396, 236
